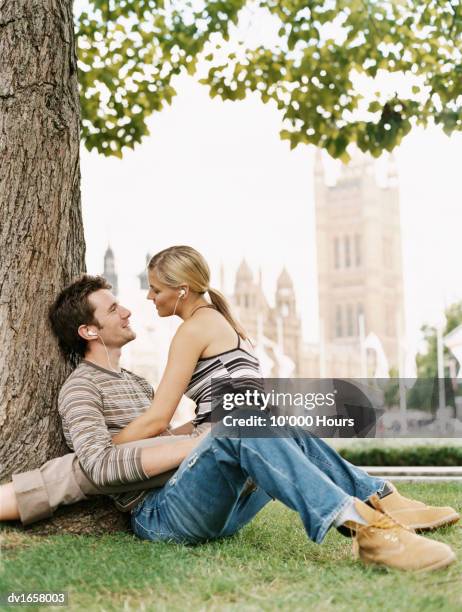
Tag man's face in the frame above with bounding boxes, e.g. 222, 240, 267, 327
87, 289, 136, 348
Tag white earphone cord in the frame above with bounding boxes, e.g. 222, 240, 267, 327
172, 289, 185, 317
94, 332, 174, 435
172, 295, 181, 317
98, 334, 117, 373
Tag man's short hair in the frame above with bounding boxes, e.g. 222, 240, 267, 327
49, 275, 111, 362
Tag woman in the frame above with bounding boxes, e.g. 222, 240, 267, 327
112, 245, 262, 443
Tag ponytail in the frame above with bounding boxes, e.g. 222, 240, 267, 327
208, 287, 249, 341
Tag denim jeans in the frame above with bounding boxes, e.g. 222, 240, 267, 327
131, 423, 385, 545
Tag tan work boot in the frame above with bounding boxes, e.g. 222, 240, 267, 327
343, 499, 456, 572
368, 482, 460, 532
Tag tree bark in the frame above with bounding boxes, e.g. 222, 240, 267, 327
0, 1, 126, 534
0, 0, 84, 477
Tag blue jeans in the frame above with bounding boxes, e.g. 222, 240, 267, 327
131, 424, 385, 545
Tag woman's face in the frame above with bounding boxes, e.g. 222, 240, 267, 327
147, 268, 183, 317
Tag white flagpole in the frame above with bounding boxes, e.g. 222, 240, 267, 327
319, 317, 326, 378
397, 309, 407, 433
359, 313, 366, 378
437, 323, 446, 412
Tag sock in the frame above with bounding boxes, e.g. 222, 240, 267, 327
334, 498, 368, 527
365, 482, 394, 508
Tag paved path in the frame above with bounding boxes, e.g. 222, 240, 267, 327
363, 466, 462, 482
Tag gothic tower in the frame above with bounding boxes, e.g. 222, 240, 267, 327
233, 259, 270, 341
103, 245, 118, 296
138, 253, 152, 291
314, 149, 404, 372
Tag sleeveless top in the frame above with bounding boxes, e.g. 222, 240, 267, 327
185, 331, 262, 426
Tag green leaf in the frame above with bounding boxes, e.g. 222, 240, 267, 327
77, 0, 462, 159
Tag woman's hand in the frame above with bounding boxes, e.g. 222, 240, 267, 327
168, 421, 195, 436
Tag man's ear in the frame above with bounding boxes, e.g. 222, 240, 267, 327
78, 324, 97, 341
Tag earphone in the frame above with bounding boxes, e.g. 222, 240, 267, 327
87, 330, 98, 337
172, 288, 186, 316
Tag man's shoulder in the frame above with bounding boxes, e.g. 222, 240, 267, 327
58, 362, 101, 405
61, 361, 99, 385
121, 368, 154, 397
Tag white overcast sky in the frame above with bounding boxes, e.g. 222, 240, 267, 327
76, 2, 462, 356
80, 73, 462, 357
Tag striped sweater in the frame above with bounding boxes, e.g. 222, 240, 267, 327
58, 360, 154, 511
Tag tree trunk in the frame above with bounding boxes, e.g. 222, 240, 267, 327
0, 1, 124, 533
0, 0, 84, 476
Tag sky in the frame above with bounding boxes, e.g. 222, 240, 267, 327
80, 72, 462, 360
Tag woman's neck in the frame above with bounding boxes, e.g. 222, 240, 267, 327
179, 297, 210, 320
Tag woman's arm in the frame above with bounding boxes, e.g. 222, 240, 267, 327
140, 431, 207, 476
113, 323, 206, 444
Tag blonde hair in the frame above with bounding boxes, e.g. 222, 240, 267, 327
148, 246, 248, 340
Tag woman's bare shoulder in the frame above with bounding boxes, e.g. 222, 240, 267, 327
173, 315, 209, 345
180, 307, 237, 346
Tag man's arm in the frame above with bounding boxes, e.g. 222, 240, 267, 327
59, 376, 203, 488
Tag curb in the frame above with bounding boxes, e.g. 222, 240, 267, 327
363, 466, 462, 482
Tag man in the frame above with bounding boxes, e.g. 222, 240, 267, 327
1, 276, 459, 572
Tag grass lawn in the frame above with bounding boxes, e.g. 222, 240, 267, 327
1, 482, 461, 611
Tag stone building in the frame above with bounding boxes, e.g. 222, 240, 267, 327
232, 260, 302, 376
312, 149, 405, 377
